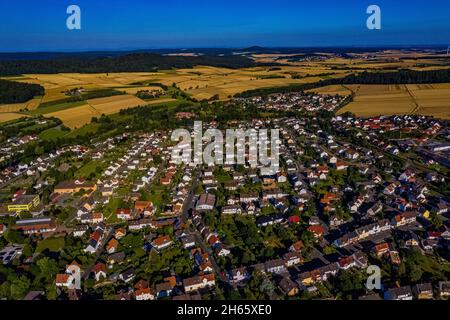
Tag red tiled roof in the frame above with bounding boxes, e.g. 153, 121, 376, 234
56, 274, 70, 284
93, 263, 106, 274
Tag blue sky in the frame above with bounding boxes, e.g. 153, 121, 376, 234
0, 0, 449, 51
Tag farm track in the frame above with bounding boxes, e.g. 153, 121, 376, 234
405, 85, 421, 115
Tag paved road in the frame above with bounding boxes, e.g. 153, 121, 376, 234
181, 168, 229, 283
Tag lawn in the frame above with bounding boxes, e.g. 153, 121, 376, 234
76, 160, 104, 179
36, 237, 65, 253
64, 123, 101, 138
38, 127, 68, 141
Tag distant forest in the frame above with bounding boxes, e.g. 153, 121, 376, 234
0, 53, 260, 75
0, 79, 45, 104
235, 68, 450, 97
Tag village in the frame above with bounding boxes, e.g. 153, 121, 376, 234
0, 91, 449, 301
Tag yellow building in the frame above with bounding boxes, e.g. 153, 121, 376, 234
54, 181, 97, 194
7, 195, 40, 212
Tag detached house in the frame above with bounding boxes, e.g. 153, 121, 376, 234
264, 259, 287, 274
196, 193, 216, 211
116, 208, 133, 220
183, 274, 216, 293
384, 286, 413, 300
229, 267, 249, 284
93, 263, 107, 282
106, 238, 119, 254
152, 235, 173, 250
413, 283, 434, 300
392, 211, 416, 227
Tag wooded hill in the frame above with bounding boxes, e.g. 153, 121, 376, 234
0, 53, 260, 75
0, 79, 45, 103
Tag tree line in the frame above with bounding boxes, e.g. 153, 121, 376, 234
235, 68, 450, 97
0, 53, 261, 75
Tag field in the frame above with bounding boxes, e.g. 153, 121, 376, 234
46, 103, 97, 129
0, 112, 30, 123
335, 84, 450, 119
1, 50, 450, 128
87, 94, 147, 114
0, 67, 346, 126
35, 237, 65, 253
38, 127, 68, 140
45, 94, 169, 128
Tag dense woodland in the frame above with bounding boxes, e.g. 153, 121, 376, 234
0, 79, 45, 104
0, 53, 260, 75
235, 68, 450, 97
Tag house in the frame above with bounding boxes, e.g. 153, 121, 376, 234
367, 202, 383, 216
55, 274, 72, 288
307, 225, 325, 238
196, 193, 216, 211
329, 215, 344, 228
278, 277, 299, 296
384, 286, 413, 300
93, 263, 107, 282
264, 259, 287, 274
128, 218, 153, 231
438, 281, 450, 298
208, 235, 220, 247
156, 276, 177, 298
392, 211, 416, 227
374, 243, 390, 257
119, 268, 135, 283
115, 228, 126, 239
72, 225, 88, 237
152, 235, 173, 250
240, 194, 259, 203
80, 212, 104, 224
221, 205, 242, 215
335, 161, 349, 171
108, 252, 125, 265
229, 267, 249, 284
106, 238, 119, 254
435, 201, 449, 215
181, 235, 196, 249
134, 280, 155, 301
183, 274, 216, 293
224, 181, 238, 191
289, 240, 304, 252
84, 227, 105, 254
134, 201, 156, 216
134, 287, 155, 300
413, 283, 434, 300
214, 243, 231, 257
283, 252, 303, 267
116, 208, 133, 220
256, 215, 284, 227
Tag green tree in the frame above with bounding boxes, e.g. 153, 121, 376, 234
10, 276, 30, 299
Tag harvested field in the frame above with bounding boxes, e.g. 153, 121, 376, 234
337, 84, 450, 119
0, 112, 30, 123
47, 104, 96, 129
87, 94, 147, 115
